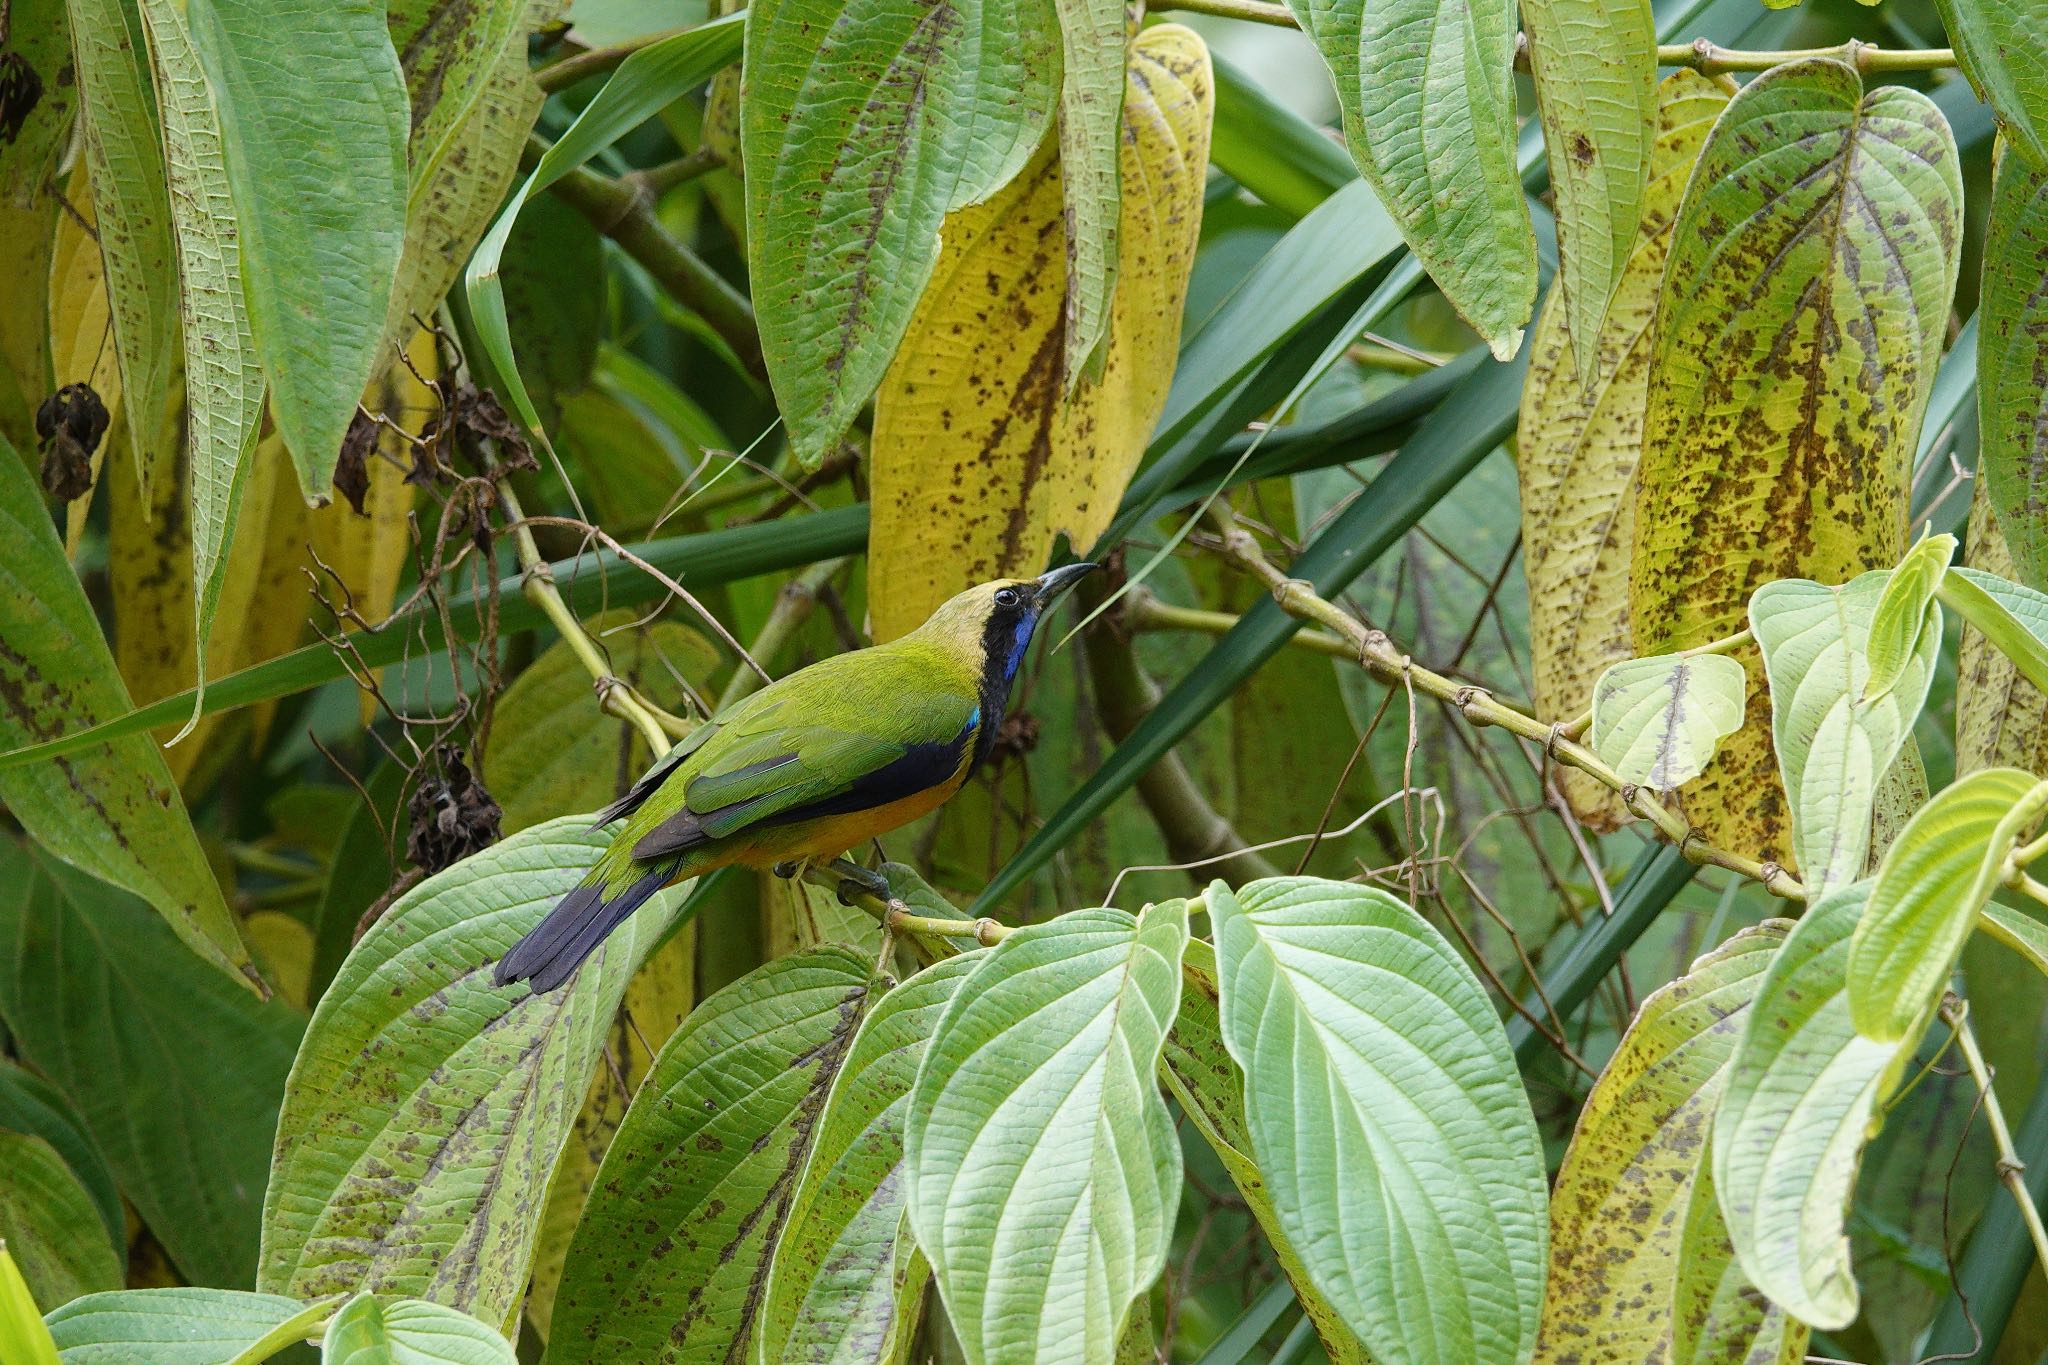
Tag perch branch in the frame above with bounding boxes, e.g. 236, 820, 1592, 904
1944, 996, 2048, 1279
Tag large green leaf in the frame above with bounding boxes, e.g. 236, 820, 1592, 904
1210, 877, 1547, 1365
0, 845, 303, 1289
1536, 924, 1802, 1363
322, 1295, 516, 1365
63, 0, 180, 488
0, 434, 255, 984
1750, 572, 1942, 897
0, 1065, 121, 1247
183, 0, 407, 496
547, 946, 873, 1362
742, 0, 1057, 463
1978, 152, 2048, 591
1162, 951, 1367, 1362
1713, 881, 1906, 1330
1278, 0, 1534, 356
1589, 650, 1746, 791
1520, 0, 1656, 382
391, 0, 530, 218
1519, 71, 1728, 829
1931, 0, 2048, 166
259, 817, 692, 1324
464, 15, 744, 445
759, 952, 982, 1365
1051, 0, 1124, 383
906, 903, 1187, 1365
43, 1289, 306, 1363
1631, 60, 1962, 867
134, 0, 268, 720
1848, 767, 2048, 1041
0, 1134, 122, 1312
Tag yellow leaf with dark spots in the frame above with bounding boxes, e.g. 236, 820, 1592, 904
1629, 60, 1961, 865
867, 24, 1211, 642
1957, 484, 2048, 776
1518, 71, 1728, 830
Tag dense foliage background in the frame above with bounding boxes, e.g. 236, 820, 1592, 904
2, 0, 2048, 1359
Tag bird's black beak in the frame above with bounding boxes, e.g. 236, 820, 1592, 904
1033, 561, 1101, 604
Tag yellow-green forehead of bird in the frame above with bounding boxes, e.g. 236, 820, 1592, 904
905, 578, 1034, 647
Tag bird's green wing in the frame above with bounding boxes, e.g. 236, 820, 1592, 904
620, 647, 982, 857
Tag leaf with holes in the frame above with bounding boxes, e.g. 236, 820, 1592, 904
1278, 0, 1534, 356
258, 817, 694, 1324
1750, 573, 1942, 897
1631, 61, 1961, 868
546, 946, 872, 1363
1212, 877, 1547, 1365
1978, 152, 2048, 591
1589, 651, 1746, 791
1850, 767, 2048, 1041
868, 24, 1211, 639
907, 903, 1187, 1365
1520, 72, 1729, 828
1535, 923, 1802, 1363
758, 951, 982, 1365
1713, 881, 1908, 1330
742, 0, 1058, 464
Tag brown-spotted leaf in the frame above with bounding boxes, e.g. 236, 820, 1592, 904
1978, 149, 2048, 590
1536, 922, 1806, 1363
868, 24, 1210, 640
1519, 71, 1728, 828
0, 0, 77, 453
258, 816, 695, 1324
1957, 485, 2048, 775
546, 946, 873, 1363
0, 432, 258, 988
1630, 60, 1962, 865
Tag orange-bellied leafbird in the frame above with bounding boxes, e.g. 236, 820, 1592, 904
494, 563, 1099, 991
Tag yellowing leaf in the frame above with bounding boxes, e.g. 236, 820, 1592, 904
1956, 487, 2048, 775
1630, 61, 1962, 864
868, 24, 1210, 641
1537, 923, 1804, 1363
48, 163, 121, 554
1518, 72, 1728, 829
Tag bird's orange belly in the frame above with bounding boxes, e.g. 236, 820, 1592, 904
727, 780, 962, 868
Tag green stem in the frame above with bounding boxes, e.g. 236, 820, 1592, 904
716, 558, 849, 712
1944, 999, 2048, 1278
1123, 590, 1355, 660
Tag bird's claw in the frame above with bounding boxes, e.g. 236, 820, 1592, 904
770, 860, 800, 879
829, 859, 892, 905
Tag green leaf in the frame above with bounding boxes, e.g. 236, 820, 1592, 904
182, 0, 407, 496
1713, 881, 1905, 1330
1521, 0, 1656, 382
43, 1289, 305, 1364
1278, 0, 1534, 356
1931, 0, 2048, 166
1848, 767, 2048, 1041
1864, 532, 1957, 701
1939, 564, 2048, 695
1977, 151, 2048, 590
1208, 52, 1355, 218
1671, 1162, 1807, 1365
1535, 923, 1802, 1363
465, 14, 745, 446
134, 0, 268, 725
0, 1247, 58, 1365
1051, 0, 1124, 383
0, 845, 303, 1289
547, 946, 873, 1362
0, 1064, 122, 1247
1162, 952, 1368, 1362
741, 0, 1056, 463
322, 1295, 516, 1365
1980, 900, 2048, 979
1631, 60, 1962, 868
259, 817, 693, 1324
1210, 877, 1547, 1365
1519, 71, 1729, 829
392, 0, 531, 218
1750, 573, 1941, 898
906, 903, 1188, 1365
0, 429, 256, 984
0, 1134, 122, 1312
760, 952, 982, 1365
63, 0, 180, 489
1589, 651, 1747, 790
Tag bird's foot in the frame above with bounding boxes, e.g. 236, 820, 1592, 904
827, 859, 892, 905
770, 860, 801, 880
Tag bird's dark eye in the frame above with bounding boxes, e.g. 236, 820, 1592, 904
995, 587, 1021, 609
